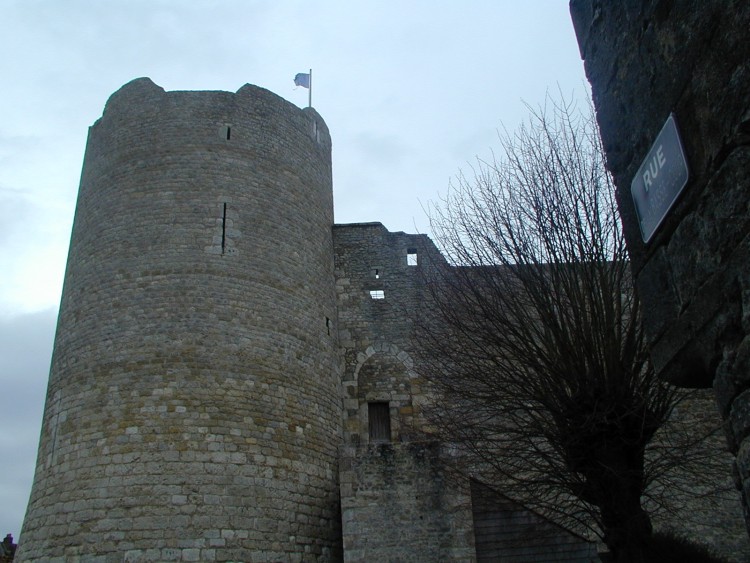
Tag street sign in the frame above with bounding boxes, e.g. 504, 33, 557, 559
631, 114, 690, 243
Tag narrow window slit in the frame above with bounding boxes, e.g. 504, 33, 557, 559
313, 121, 320, 143
326, 316, 331, 335
221, 203, 227, 254
226, 126, 231, 140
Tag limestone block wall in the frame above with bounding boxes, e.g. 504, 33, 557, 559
333, 224, 476, 560
332, 223, 442, 449
19, 78, 342, 562
470, 482, 597, 562
649, 390, 750, 561
339, 442, 475, 563
332, 223, 603, 561
570, 0, 750, 543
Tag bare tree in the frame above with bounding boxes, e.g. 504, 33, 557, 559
417, 97, 726, 562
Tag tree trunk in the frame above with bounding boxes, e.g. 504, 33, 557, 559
578, 441, 653, 562
600, 491, 653, 562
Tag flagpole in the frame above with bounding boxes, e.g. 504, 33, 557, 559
308, 68, 312, 108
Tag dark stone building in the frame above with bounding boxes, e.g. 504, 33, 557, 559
570, 0, 750, 532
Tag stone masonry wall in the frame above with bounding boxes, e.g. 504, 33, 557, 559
18, 78, 342, 562
333, 223, 441, 450
571, 0, 750, 545
649, 390, 750, 561
332, 223, 599, 561
333, 224, 476, 561
339, 442, 475, 563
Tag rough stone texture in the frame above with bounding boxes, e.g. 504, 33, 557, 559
332, 224, 477, 561
570, 0, 750, 385
339, 442, 475, 563
20, 76, 739, 561
649, 390, 750, 562
471, 482, 598, 562
18, 79, 342, 562
332, 223, 440, 449
333, 223, 474, 563
332, 223, 597, 561
571, 0, 750, 546
20, 81, 600, 563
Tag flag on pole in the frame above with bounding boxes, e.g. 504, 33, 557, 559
294, 73, 310, 88
294, 69, 313, 107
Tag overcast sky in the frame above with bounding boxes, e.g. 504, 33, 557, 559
0, 0, 587, 538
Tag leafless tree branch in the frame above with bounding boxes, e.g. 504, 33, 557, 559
416, 94, 729, 562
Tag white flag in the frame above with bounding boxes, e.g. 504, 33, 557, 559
294, 73, 310, 88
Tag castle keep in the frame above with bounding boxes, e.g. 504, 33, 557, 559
19, 78, 343, 561
17, 78, 745, 561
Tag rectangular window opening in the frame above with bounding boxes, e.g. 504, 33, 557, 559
226, 126, 231, 140
368, 402, 391, 442
369, 290, 385, 300
372, 268, 380, 279
407, 248, 418, 266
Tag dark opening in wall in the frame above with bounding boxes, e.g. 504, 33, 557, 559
221, 203, 227, 254
368, 402, 391, 442
407, 248, 418, 266
372, 268, 380, 279
220, 125, 232, 140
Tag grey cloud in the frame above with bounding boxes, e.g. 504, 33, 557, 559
0, 189, 31, 246
0, 309, 56, 539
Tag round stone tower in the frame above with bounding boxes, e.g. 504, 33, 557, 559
18, 78, 342, 562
